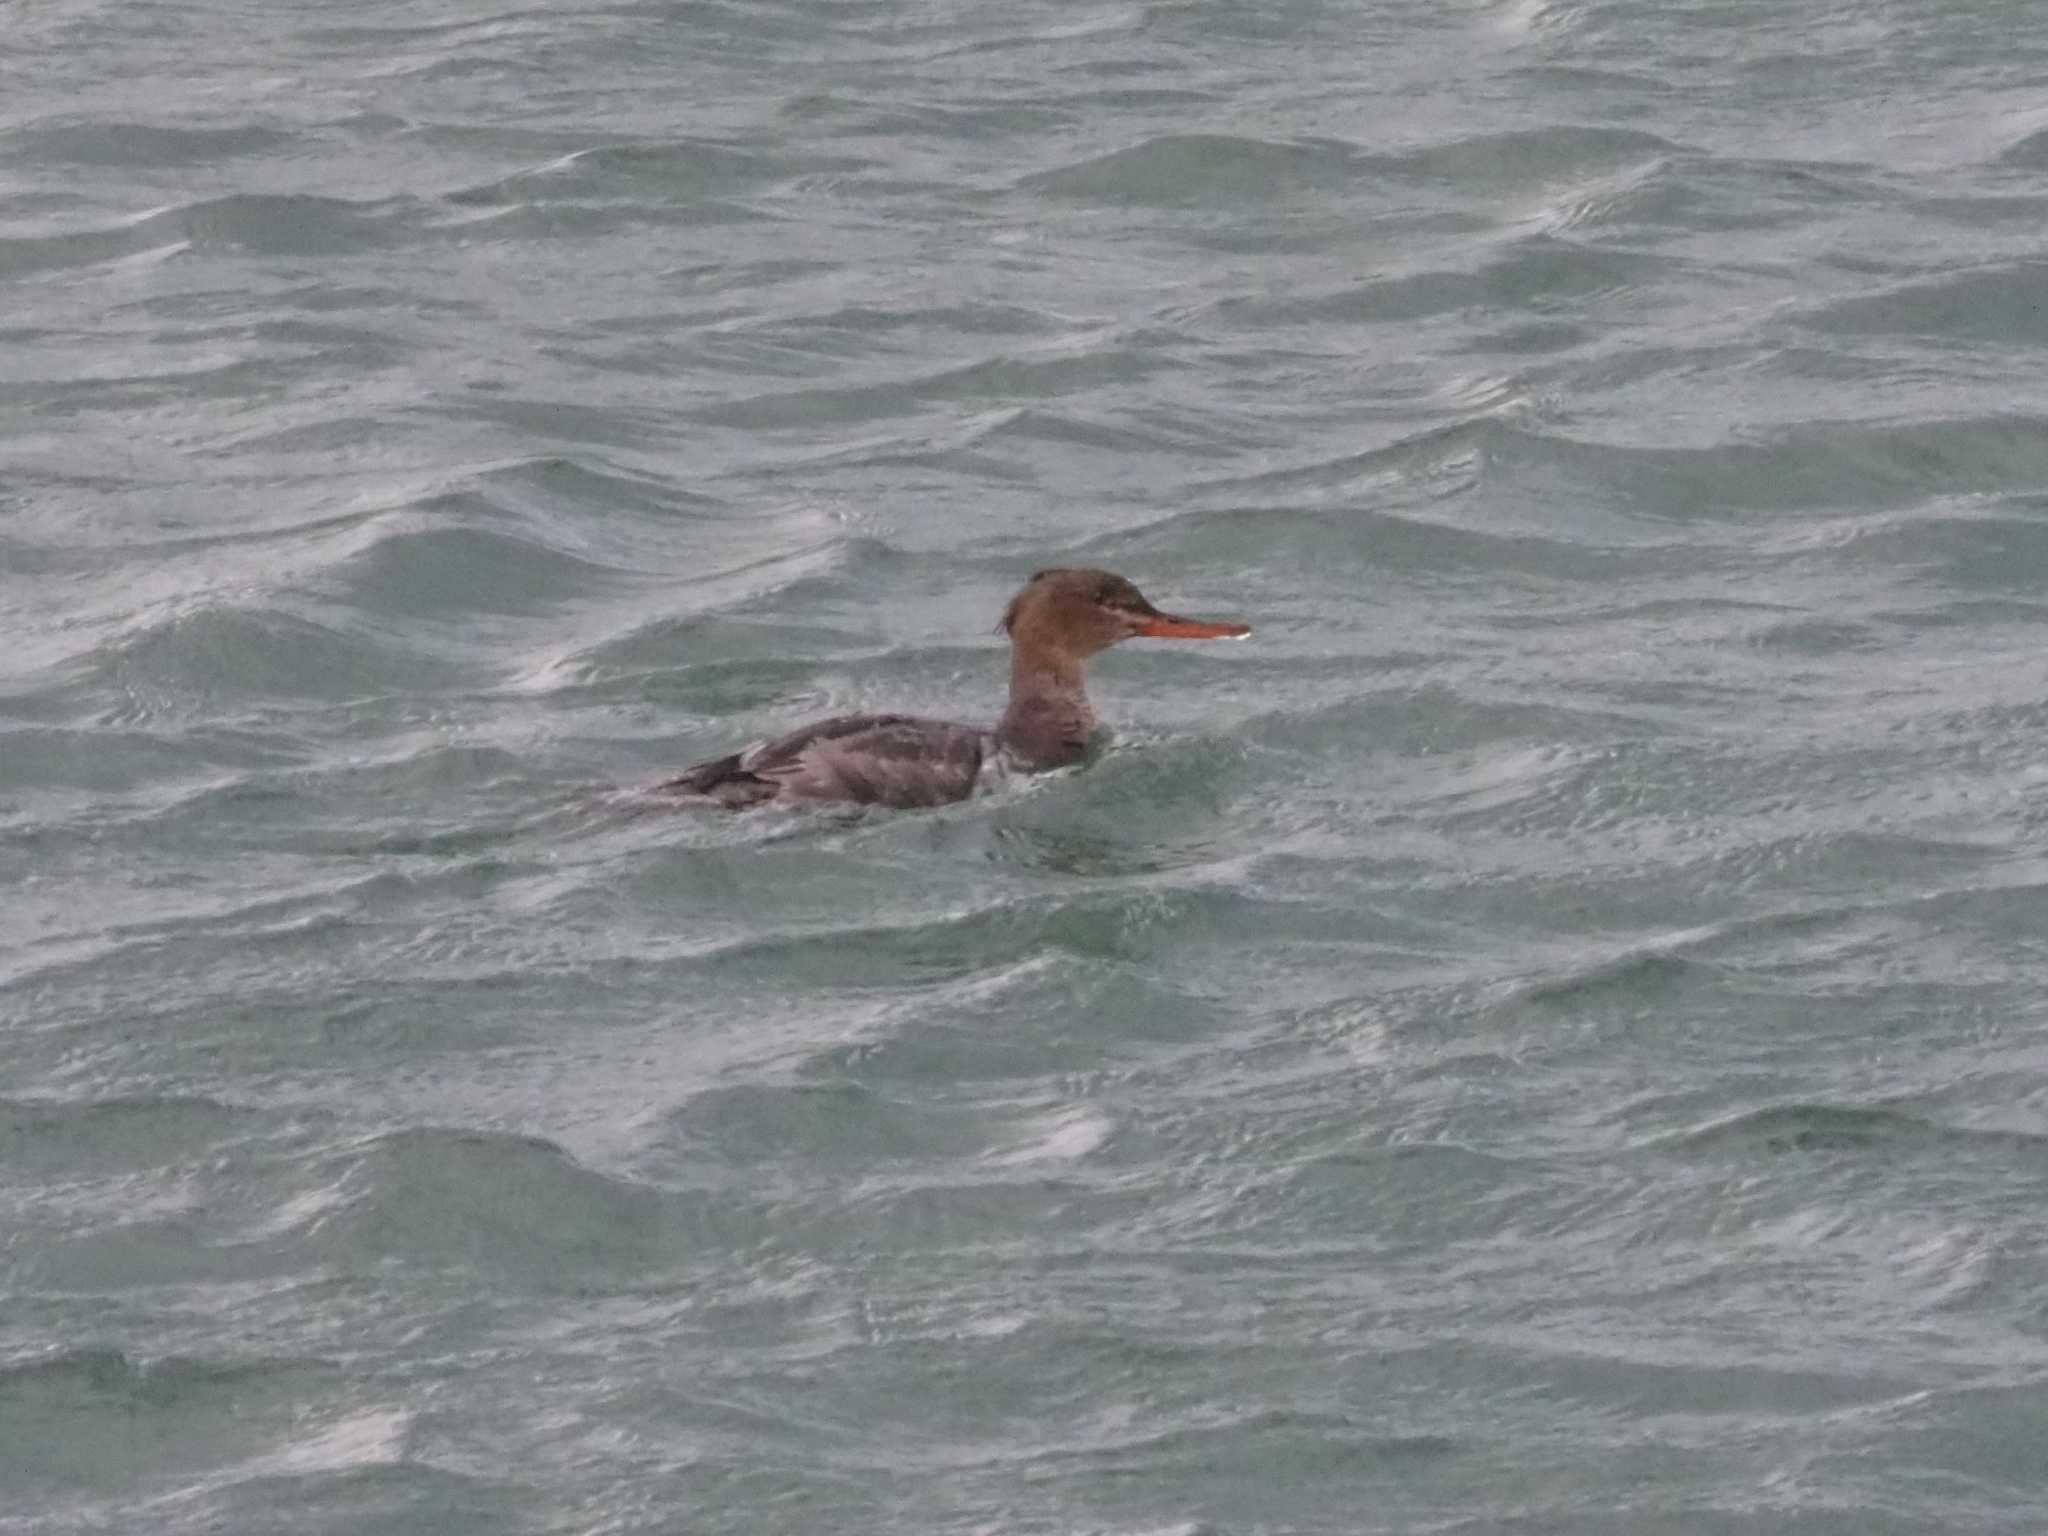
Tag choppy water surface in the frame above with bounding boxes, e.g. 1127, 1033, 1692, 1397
9, 0, 2048, 1530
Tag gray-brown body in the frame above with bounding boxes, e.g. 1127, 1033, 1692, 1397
661, 713, 998, 810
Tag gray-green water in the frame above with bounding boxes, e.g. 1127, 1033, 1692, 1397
8, 1, 2048, 1530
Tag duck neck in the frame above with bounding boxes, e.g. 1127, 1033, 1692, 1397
997, 647, 1096, 769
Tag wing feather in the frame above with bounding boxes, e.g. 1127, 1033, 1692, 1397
672, 714, 987, 808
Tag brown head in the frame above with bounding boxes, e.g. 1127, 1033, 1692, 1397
999, 568, 1251, 662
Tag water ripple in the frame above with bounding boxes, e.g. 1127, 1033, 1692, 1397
11, 0, 2048, 1530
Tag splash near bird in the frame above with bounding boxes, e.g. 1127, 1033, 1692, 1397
659, 568, 1251, 809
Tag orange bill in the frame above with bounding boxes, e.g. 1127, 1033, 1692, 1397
1133, 613, 1253, 640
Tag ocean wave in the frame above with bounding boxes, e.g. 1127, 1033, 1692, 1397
1799, 259, 2048, 344
88, 603, 464, 709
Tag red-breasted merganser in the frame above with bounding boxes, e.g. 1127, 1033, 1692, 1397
660, 567, 1251, 809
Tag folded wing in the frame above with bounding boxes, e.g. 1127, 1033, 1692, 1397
661, 713, 988, 809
